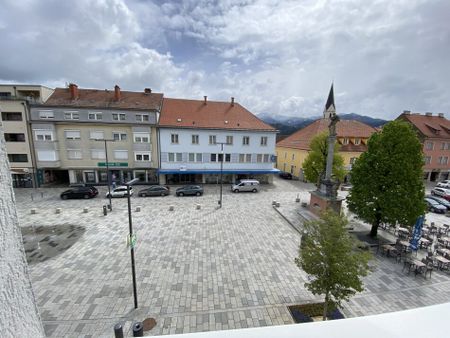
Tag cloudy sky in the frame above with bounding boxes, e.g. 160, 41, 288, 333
1, 0, 449, 119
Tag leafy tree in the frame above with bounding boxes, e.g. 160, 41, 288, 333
295, 210, 371, 321
303, 132, 345, 187
347, 120, 426, 238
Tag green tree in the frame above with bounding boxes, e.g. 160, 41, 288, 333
295, 210, 371, 321
347, 120, 426, 238
303, 132, 345, 187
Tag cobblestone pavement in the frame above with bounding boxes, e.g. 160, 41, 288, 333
14, 178, 450, 337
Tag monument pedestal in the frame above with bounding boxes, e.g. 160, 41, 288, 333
309, 190, 343, 216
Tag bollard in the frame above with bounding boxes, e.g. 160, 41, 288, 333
113, 323, 124, 338
107, 204, 112, 211
31, 208, 37, 214
55, 208, 61, 214
276, 202, 280, 208
169, 205, 174, 211
103, 205, 107, 216
196, 204, 201, 210
272, 200, 277, 206
135, 206, 141, 212
83, 207, 89, 213
132, 322, 144, 337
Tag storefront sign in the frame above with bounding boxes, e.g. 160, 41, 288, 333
97, 162, 128, 167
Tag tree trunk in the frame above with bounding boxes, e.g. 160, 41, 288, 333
323, 292, 329, 321
369, 211, 381, 238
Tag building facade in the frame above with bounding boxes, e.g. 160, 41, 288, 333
30, 84, 162, 185
397, 111, 450, 181
276, 119, 377, 181
158, 97, 278, 184
0, 84, 54, 187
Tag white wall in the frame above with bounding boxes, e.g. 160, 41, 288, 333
159, 128, 277, 171
0, 123, 44, 337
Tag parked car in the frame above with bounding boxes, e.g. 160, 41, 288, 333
176, 185, 203, 196
61, 187, 97, 200
425, 197, 447, 214
279, 172, 293, 179
437, 180, 450, 188
426, 195, 450, 210
431, 187, 450, 201
231, 179, 260, 193
106, 186, 133, 198
138, 185, 169, 197
69, 183, 98, 196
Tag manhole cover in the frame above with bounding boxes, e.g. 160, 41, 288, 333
143, 317, 156, 331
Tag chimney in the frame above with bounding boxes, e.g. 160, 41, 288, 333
144, 88, 152, 94
231, 97, 235, 106
114, 85, 121, 101
425, 112, 433, 117
403, 110, 411, 115
438, 113, 444, 118
69, 83, 78, 100
204, 96, 207, 105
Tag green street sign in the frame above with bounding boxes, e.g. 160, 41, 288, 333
127, 233, 137, 249
98, 162, 128, 167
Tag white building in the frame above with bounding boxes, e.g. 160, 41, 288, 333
158, 97, 278, 184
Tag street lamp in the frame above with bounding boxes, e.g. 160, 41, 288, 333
96, 139, 114, 211
217, 142, 226, 208
125, 177, 139, 309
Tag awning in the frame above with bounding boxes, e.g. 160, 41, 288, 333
158, 168, 280, 175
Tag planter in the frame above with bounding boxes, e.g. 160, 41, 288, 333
288, 303, 345, 323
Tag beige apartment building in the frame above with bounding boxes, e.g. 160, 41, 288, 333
0, 84, 54, 187
29, 84, 163, 186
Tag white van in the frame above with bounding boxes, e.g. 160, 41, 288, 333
231, 179, 260, 193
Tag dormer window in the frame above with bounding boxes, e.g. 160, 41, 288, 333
342, 138, 349, 145
354, 138, 361, 145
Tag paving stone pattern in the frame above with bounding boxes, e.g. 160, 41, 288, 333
14, 179, 450, 337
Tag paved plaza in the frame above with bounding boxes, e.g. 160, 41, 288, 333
14, 178, 450, 337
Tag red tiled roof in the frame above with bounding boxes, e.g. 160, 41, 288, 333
398, 113, 450, 139
159, 98, 276, 131
277, 118, 376, 151
43, 87, 163, 111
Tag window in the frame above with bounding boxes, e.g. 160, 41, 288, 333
64, 111, 79, 120
446, 143, 450, 150
257, 154, 263, 163
354, 138, 361, 145
112, 113, 126, 121
426, 142, 434, 150
239, 154, 244, 163
197, 153, 203, 162
260, 136, 268, 146
91, 149, 106, 159
89, 131, 104, 140
134, 133, 150, 143
67, 149, 82, 159
211, 153, 217, 162
263, 154, 270, 162
342, 138, 349, 145
350, 157, 357, 165
4, 133, 25, 142
88, 112, 102, 120
192, 135, 199, 144
209, 135, 216, 145
37, 150, 57, 161
114, 150, 128, 160
35, 130, 53, 141
188, 153, 203, 162
246, 154, 252, 162
113, 132, 127, 141
226, 135, 233, 145
189, 153, 195, 162
136, 114, 149, 122
1, 112, 22, 121
135, 152, 151, 162
171, 134, 179, 144
424, 156, 431, 164
65, 130, 81, 140
292, 153, 295, 160
438, 156, 449, 165
243, 136, 250, 145
225, 154, 231, 162
7, 154, 28, 162
168, 153, 182, 162
39, 110, 54, 119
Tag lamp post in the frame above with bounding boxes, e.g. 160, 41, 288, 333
217, 142, 226, 208
96, 139, 114, 211
126, 177, 139, 309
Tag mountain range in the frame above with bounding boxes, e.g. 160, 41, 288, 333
258, 113, 388, 137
